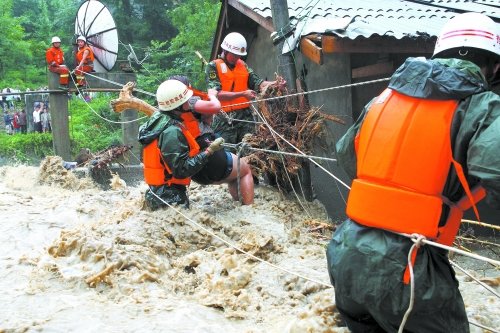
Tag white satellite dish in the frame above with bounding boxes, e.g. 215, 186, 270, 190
75, 0, 118, 72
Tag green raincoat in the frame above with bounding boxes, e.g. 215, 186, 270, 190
205, 57, 264, 144
138, 111, 210, 210
327, 57, 500, 332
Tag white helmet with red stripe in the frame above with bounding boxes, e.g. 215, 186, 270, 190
221, 32, 247, 56
156, 80, 193, 111
433, 12, 500, 58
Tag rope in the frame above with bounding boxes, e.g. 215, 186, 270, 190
398, 234, 426, 333
250, 105, 351, 190
469, 320, 500, 333
148, 187, 332, 288
223, 142, 337, 162
450, 260, 500, 298
70, 74, 148, 125
250, 105, 314, 218
75, 69, 388, 119
77, 60, 500, 332
398, 232, 500, 267
83, 71, 155, 97
222, 77, 391, 111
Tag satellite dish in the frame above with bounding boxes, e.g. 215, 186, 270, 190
75, 0, 118, 72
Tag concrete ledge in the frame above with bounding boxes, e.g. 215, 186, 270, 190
74, 164, 144, 189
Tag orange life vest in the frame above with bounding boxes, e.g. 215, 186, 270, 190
179, 112, 201, 139
143, 125, 200, 186
46, 47, 65, 66
191, 88, 209, 101
215, 58, 250, 112
76, 46, 95, 66
346, 89, 484, 246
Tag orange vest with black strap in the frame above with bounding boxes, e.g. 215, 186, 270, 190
143, 125, 200, 186
76, 46, 95, 65
346, 89, 484, 247
215, 58, 250, 112
179, 112, 201, 139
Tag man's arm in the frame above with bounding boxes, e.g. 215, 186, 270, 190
467, 93, 500, 209
336, 100, 375, 180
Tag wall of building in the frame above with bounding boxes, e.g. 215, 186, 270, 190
245, 26, 355, 222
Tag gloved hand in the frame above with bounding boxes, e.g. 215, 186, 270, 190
206, 137, 224, 155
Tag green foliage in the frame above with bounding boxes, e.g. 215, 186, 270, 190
0, 95, 123, 163
167, 0, 220, 88
0, 132, 53, 163
0, 0, 32, 84
137, 0, 221, 93
68, 95, 122, 153
1, 0, 221, 162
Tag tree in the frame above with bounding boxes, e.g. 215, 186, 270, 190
137, 0, 221, 93
0, 0, 33, 86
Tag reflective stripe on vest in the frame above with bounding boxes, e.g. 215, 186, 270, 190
215, 59, 250, 112
142, 126, 200, 186
346, 89, 483, 245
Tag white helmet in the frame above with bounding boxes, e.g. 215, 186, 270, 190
433, 12, 500, 58
156, 80, 193, 111
77, 35, 86, 43
221, 32, 247, 56
51, 36, 61, 44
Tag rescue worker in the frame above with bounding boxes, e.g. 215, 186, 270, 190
138, 79, 225, 210
327, 12, 500, 332
74, 36, 94, 87
45, 36, 70, 90
169, 75, 254, 204
205, 32, 285, 145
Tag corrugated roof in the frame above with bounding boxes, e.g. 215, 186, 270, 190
237, 0, 499, 40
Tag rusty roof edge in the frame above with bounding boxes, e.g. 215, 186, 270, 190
228, 0, 274, 32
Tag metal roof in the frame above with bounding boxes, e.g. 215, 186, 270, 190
236, 0, 500, 41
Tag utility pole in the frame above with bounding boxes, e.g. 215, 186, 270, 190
48, 72, 72, 160
270, 0, 313, 201
270, 0, 297, 95
47, 72, 137, 161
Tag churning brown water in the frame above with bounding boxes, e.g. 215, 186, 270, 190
0, 158, 498, 332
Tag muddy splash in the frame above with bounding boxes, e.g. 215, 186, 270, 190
0, 161, 498, 332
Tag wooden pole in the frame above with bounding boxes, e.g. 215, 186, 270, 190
270, 0, 313, 201
47, 71, 138, 163
47, 72, 72, 160
270, 0, 298, 93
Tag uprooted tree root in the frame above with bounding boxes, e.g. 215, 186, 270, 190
77, 145, 133, 188
244, 78, 345, 193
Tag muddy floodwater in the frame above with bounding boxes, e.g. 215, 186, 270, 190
0, 158, 498, 332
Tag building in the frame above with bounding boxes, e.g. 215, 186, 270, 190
211, 0, 500, 226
